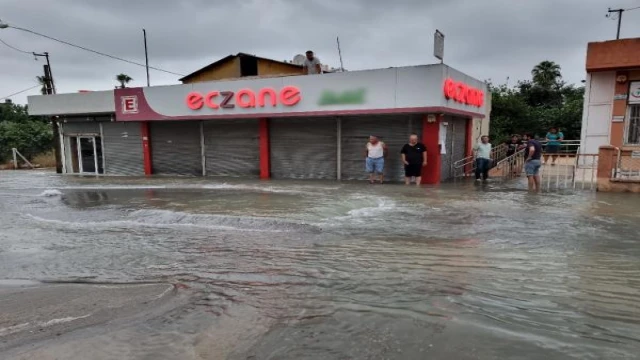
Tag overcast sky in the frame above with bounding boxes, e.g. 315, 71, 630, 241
2, 0, 640, 105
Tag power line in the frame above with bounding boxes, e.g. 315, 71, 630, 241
625, 5, 640, 11
0, 84, 41, 101
0, 37, 32, 54
7, 24, 185, 77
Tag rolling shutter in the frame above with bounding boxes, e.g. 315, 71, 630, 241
203, 119, 259, 177
62, 122, 100, 135
150, 121, 202, 176
340, 114, 422, 182
440, 116, 468, 181
269, 117, 337, 180
102, 122, 144, 175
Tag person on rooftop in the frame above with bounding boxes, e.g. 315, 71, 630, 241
303, 50, 323, 75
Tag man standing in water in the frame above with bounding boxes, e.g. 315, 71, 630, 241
365, 135, 387, 184
401, 134, 427, 185
473, 136, 492, 182
523, 133, 543, 192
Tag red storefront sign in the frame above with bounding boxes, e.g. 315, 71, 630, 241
443, 78, 484, 107
186, 86, 301, 110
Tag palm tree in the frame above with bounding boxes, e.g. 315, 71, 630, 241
531, 61, 562, 89
36, 76, 48, 95
116, 73, 133, 89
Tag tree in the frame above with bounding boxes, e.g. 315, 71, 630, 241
489, 61, 584, 143
36, 76, 48, 95
116, 73, 133, 89
0, 103, 53, 162
531, 61, 562, 89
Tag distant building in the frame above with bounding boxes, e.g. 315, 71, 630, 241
581, 38, 640, 153
179, 53, 305, 84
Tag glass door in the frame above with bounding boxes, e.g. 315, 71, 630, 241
76, 136, 103, 174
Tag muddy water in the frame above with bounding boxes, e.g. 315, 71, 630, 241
1, 171, 639, 359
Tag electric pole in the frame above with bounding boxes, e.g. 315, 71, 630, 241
607, 8, 624, 39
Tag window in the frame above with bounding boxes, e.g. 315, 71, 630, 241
626, 105, 640, 145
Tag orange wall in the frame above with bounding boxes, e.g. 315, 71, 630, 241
257, 59, 302, 76
182, 58, 240, 84
587, 38, 640, 72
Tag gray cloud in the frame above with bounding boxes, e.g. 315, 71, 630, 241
1, 0, 639, 104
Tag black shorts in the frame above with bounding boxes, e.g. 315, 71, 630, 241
404, 164, 423, 177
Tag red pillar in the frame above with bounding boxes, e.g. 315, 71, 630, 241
259, 118, 270, 179
140, 121, 152, 175
422, 114, 441, 184
464, 117, 474, 175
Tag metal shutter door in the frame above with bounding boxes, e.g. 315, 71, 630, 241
62, 122, 100, 135
440, 117, 467, 181
340, 115, 421, 182
203, 119, 259, 177
150, 122, 202, 176
102, 122, 144, 175
270, 118, 337, 180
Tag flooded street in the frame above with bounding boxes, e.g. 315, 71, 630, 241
1, 170, 640, 359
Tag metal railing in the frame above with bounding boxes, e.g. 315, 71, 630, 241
491, 149, 525, 181
612, 148, 640, 180
453, 143, 508, 178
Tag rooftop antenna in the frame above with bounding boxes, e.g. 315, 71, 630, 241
336, 36, 345, 72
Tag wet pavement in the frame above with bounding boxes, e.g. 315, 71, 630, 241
0, 170, 639, 359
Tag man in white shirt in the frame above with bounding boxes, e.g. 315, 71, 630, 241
365, 135, 387, 184
303, 50, 322, 75
473, 135, 492, 182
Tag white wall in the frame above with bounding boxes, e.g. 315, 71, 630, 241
580, 72, 615, 155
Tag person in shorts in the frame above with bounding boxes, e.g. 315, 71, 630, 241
365, 135, 387, 184
544, 127, 564, 165
400, 134, 427, 186
523, 133, 543, 192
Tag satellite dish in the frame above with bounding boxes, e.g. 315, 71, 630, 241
292, 54, 306, 65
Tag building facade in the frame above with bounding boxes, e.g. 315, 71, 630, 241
581, 38, 640, 154
28, 64, 489, 183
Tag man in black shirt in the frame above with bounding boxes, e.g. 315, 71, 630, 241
505, 135, 522, 157
400, 134, 427, 186
523, 133, 543, 192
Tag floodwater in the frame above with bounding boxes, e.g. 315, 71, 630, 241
1, 170, 640, 359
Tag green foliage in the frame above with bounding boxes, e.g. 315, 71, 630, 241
0, 103, 53, 162
116, 73, 133, 89
489, 61, 584, 143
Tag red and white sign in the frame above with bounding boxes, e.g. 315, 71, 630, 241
121, 95, 139, 114
443, 78, 484, 108
186, 86, 302, 111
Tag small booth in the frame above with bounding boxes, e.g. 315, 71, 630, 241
28, 64, 488, 183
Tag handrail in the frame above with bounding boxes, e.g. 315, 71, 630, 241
453, 143, 508, 177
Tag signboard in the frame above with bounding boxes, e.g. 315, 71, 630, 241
614, 94, 628, 101
612, 116, 625, 122
434, 30, 444, 62
629, 81, 640, 104
443, 78, 484, 107
632, 150, 640, 159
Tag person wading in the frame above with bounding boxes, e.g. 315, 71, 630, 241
365, 135, 387, 184
401, 134, 427, 186
473, 136, 492, 182
523, 133, 543, 192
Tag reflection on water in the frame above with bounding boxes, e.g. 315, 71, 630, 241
1, 171, 640, 359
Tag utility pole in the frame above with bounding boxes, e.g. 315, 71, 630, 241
607, 8, 624, 39
143, 29, 150, 86
37, 53, 62, 173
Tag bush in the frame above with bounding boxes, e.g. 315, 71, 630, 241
0, 103, 53, 162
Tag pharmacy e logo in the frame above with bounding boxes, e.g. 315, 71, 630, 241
121, 96, 139, 114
